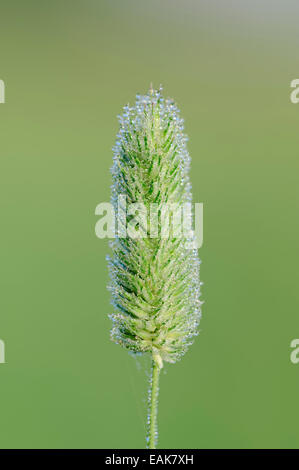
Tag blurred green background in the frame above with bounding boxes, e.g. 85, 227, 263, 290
1, 0, 299, 449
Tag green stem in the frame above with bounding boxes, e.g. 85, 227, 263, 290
147, 359, 161, 449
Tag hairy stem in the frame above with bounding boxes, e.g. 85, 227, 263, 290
147, 359, 161, 449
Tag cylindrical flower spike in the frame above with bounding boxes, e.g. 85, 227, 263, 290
108, 87, 201, 367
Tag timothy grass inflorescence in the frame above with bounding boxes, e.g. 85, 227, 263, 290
108, 87, 202, 447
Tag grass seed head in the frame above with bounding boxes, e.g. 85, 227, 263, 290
108, 87, 202, 366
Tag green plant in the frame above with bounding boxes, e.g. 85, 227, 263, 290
108, 87, 202, 448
